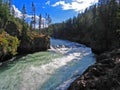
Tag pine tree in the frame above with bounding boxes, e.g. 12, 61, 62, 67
39, 14, 42, 34
47, 14, 51, 27
8, 0, 12, 10
31, 2, 36, 30
22, 4, 27, 22
0, 0, 2, 6
45, 13, 51, 27
45, 13, 48, 28
11, 6, 15, 16
30, 21, 32, 31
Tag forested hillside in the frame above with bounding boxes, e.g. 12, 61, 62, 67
0, 0, 50, 62
65, 0, 120, 89
49, 0, 120, 54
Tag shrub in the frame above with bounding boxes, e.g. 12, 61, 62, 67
0, 32, 20, 61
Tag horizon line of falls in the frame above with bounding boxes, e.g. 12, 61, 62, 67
0, 38, 96, 90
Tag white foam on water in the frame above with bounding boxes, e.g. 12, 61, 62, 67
0, 38, 95, 90
20, 51, 83, 90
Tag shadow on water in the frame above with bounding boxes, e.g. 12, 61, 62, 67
0, 49, 53, 72
0, 51, 60, 73
0, 55, 25, 73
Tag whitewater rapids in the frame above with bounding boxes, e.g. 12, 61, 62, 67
0, 38, 95, 90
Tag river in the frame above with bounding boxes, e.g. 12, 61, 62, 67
0, 38, 95, 90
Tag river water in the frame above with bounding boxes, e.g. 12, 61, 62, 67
0, 38, 95, 90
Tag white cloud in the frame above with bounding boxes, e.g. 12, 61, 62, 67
52, 1, 63, 7
12, 5, 22, 18
52, 0, 98, 12
11, 5, 48, 28
45, 0, 50, 5
11, 5, 39, 20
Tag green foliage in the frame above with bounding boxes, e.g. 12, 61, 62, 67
0, 2, 10, 28
0, 28, 5, 33
0, 0, 50, 61
0, 32, 20, 61
50, 0, 120, 53
22, 4, 27, 21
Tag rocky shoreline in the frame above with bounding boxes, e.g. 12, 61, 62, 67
68, 49, 120, 90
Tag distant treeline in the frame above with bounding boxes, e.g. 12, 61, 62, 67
47, 0, 120, 54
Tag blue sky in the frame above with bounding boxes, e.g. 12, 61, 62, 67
12, 0, 98, 23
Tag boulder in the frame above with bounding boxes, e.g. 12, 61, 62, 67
5, 21, 22, 37
18, 35, 50, 54
68, 49, 120, 90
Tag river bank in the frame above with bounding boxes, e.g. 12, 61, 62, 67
0, 33, 50, 62
68, 49, 120, 90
